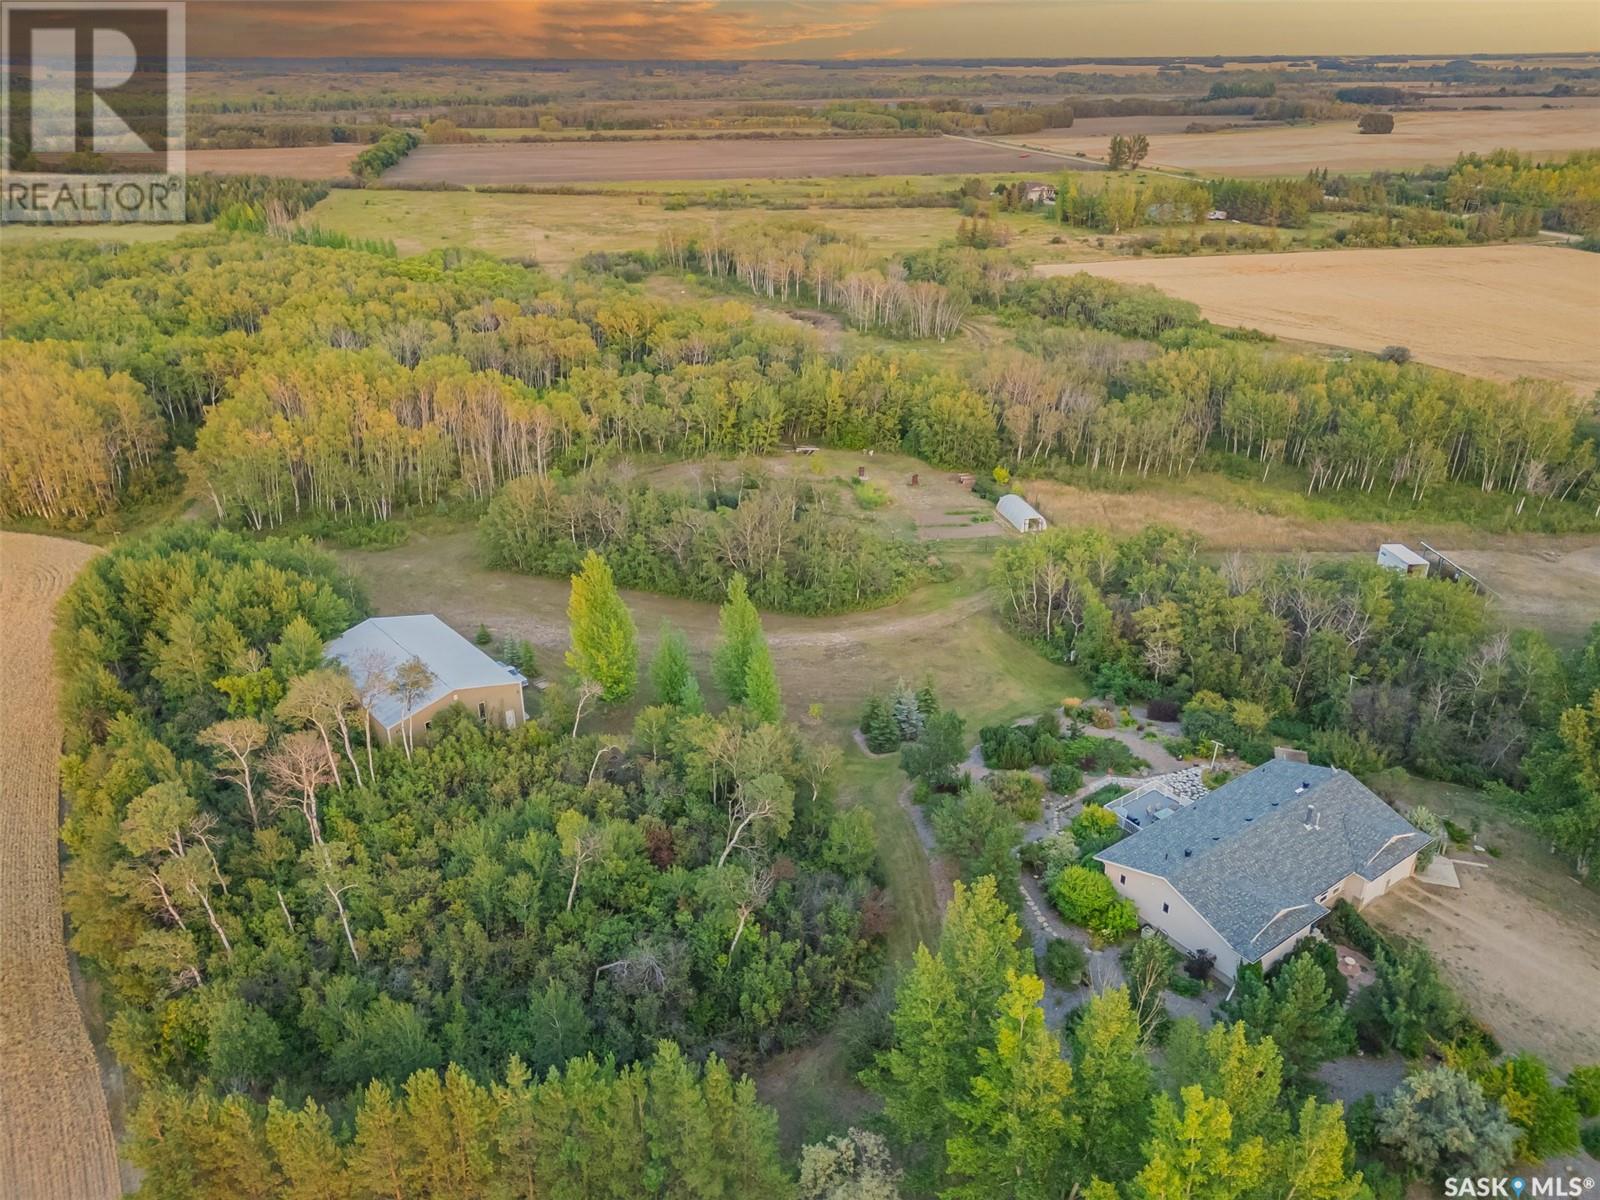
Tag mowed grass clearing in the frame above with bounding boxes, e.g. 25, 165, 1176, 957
307, 187, 1072, 269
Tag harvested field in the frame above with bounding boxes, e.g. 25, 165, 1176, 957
0, 533, 119, 1200
102, 144, 362, 179
1006, 106, 1600, 175
380, 134, 1101, 185
1042, 245, 1600, 390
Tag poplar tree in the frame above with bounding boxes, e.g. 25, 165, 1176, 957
1069, 986, 1154, 1184
944, 971, 1076, 1200
566, 550, 637, 701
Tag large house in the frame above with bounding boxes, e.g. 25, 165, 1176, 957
326, 614, 528, 746
1095, 759, 1430, 980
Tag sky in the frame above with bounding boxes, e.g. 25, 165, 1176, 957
183, 1, 1600, 61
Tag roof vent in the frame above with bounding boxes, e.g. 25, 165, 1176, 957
1183, 848, 1193, 858
1304, 805, 1320, 830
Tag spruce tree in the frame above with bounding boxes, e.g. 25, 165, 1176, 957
650, 622, 695, 707
892, 679, 925, 742
743, 640, 783, 723
566, 550, 637, 701
1269, 955, 1354, 1084
712, 574, 762, 703
862, 695, 899, 753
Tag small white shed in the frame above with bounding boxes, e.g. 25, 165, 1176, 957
1377, 543, 1428, 575
996, 494, 1047, 533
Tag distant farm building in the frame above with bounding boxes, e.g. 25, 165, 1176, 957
1022, 181, 1058, 205
996, 494, 1047, 533
1206, 209, 1229, 221
327, 614, 528, 745
1376, 543, 1428, 576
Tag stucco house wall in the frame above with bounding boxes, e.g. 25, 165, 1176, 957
378, 680, 526, 745
1107, 863, 1245, 979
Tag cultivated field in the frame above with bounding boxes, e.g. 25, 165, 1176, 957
0, 533, 120, 1200
1366, 775, 1600, 1074
1044, 245, 1600, 390
380, 134, 1101, 185
1007, 106, 1600, 175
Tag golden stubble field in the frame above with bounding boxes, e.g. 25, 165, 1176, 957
1043, 244, 1600, 391
0, 533, 120, 1200
1008, 106, 1600, 175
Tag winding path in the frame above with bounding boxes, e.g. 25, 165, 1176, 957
0, 533, 120, 1200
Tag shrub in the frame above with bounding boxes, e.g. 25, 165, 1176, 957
1070, 804, 1124, 859
1477, 1054, 1582, 1160
1169, 973, 1204, 998
1183, 950, 1215, 981
1089, 705, 1116, 729
1583, 1124, 1600, 1159
988, 771, 1045, 821
1048, 762, 1083, 794
1032, 829, 1081, 882
1323, 899, 1385, 958
1049, 865, 1138, 942
1042, 938, 1089, 988
979, 724, 1036, 770
1358, 113, 1396, 135
1566, 1065, 1600, 1119
1146, 697, 1180, 722
1378, 344, 1412, 363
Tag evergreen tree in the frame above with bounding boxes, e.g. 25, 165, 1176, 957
871, 944, 965, 1172
944, 971, 1076, 1200
863, 695, 900, 753
650, 622, 696, 707
900, 710, 967, 791
566, 550, 637, 701
1069, 986, 1154, 1184
744, 639, 783, 723
1378, 1066, 1518, 1182
892, 680, 926, 742
712, 574, 763, 703
916, 678, 940, 718
1268, 955, 1354, 1084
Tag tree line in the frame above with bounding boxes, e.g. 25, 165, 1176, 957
4, 231, 1594, 534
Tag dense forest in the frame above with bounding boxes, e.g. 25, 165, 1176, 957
991, 525, 1600, 875
482, 472, 923, 614
58, 526, 880, 1129
3, 230, 1595, 540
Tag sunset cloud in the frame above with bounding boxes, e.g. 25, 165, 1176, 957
180, 0, 1598, 60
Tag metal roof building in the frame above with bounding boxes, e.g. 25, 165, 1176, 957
996, 493, 1046, 533
326, 614, 528, 741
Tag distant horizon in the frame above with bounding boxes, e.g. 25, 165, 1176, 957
176, 49, 1600, 65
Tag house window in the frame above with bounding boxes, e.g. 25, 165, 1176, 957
1119, 874, 1126, 885
1162, 902, 1169, 913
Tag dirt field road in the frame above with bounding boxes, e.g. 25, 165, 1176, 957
1369, 860, 1600, 1072
1042, 245, 1600, 391
0, 533, 120, 1200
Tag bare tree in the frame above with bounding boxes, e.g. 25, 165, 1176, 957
198, 717, 269, 828
266, 730, 335, 845
718, 773, 794, 869
388, 656, 438, 759
728, 865, 775, 957
348, 648, 395, 781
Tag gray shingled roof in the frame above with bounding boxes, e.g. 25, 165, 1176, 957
1095, 759, 1429, 963
325, 615, 526, 730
